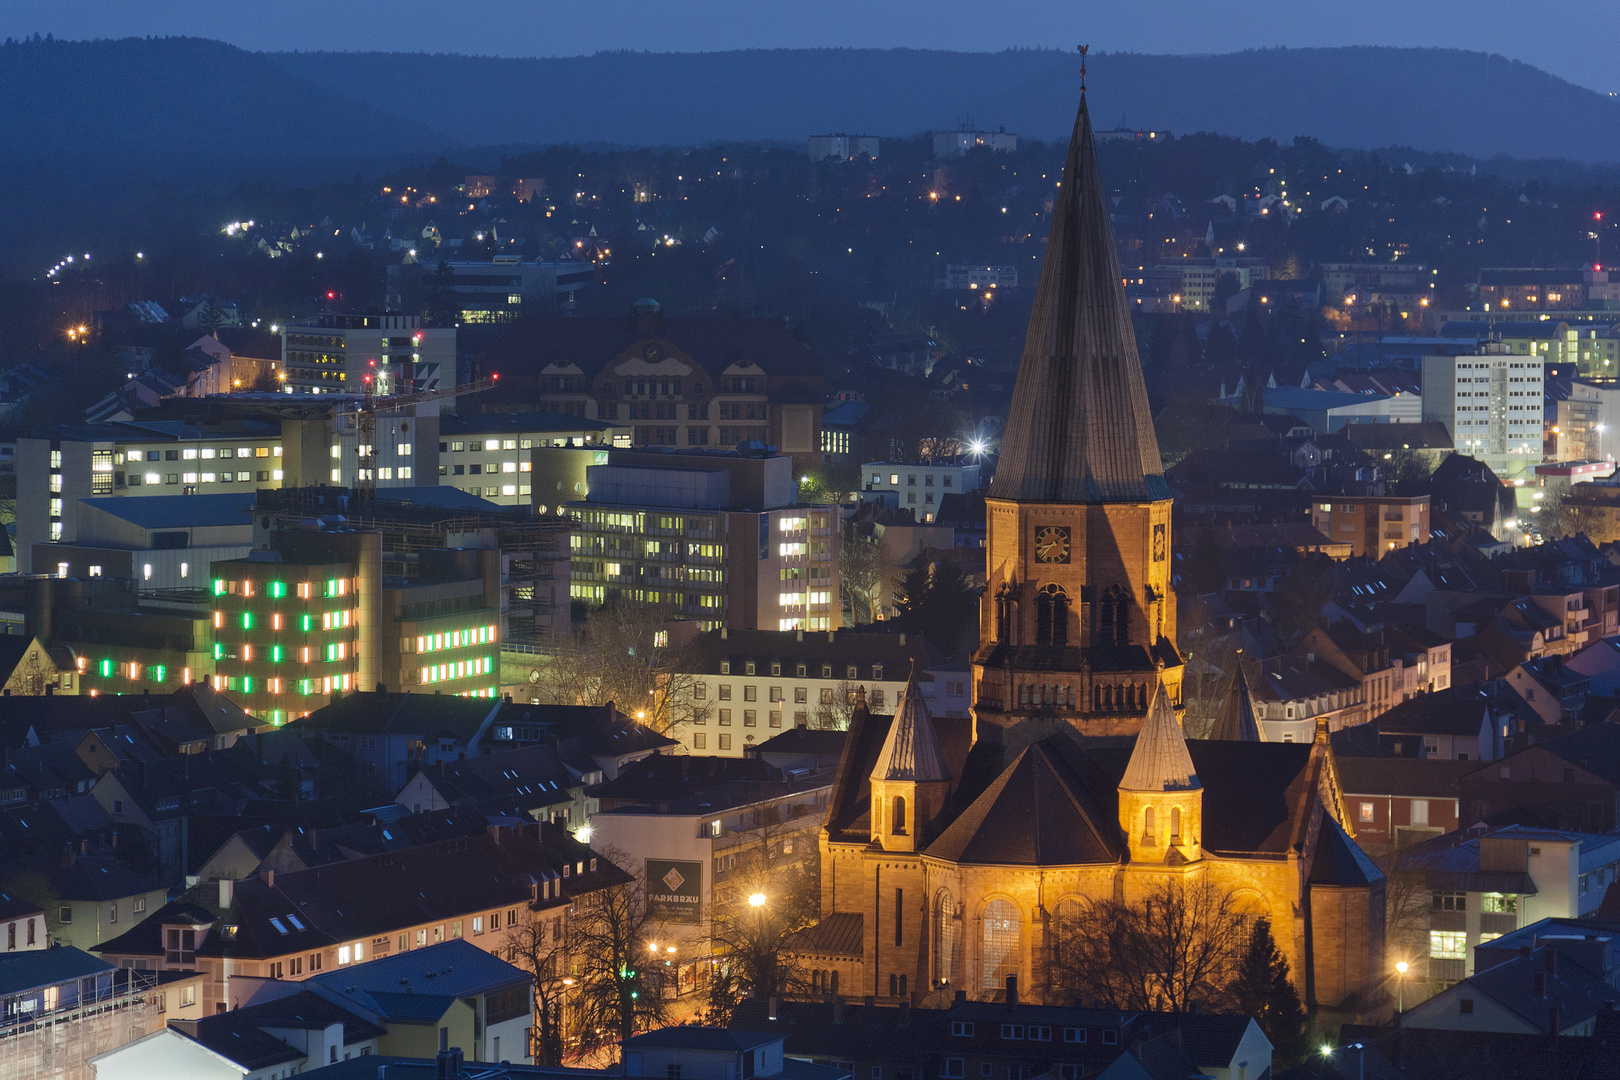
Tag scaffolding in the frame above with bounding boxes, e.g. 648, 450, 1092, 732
0, 968, 159, 1080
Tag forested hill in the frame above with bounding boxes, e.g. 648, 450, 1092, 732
270, 44, 1620, 162
5, 36, 1620, 165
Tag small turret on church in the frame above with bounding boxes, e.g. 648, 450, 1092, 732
1117, 681, 1202, 864
869, 673, 952, 853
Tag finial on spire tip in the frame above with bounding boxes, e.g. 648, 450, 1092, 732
1078, 44, 1088, 93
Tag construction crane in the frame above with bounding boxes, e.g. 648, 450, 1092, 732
355, 362, 499, 502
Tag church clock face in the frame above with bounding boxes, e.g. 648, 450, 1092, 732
1034, 525, 1071, 564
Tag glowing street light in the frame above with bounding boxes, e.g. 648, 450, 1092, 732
1395, 960, 1409, 1013
748, 892, 767, 908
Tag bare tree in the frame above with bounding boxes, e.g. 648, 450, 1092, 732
842, 533, 888, 625
1178, 632, 1246, 741
811, 680, 865, 730
1381, 835, 1434, 1001
1052, 877, 1251, 1013
1546, 487, 1612, 543
506, 912, 570, 1064
704, 804, 822, 1022
544, 599, 705, 735
567, 851, 671, 1056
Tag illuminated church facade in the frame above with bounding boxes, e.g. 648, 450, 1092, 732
805, 85, 1386, 1015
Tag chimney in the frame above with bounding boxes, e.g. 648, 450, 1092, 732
833, 998, 845, 1024
863, 995, 875, 1007
899, 633, 906, 646
1006, 974, 1018, 1006
489, 823, 503, 845
259, 869, 274, 889
954, 989, 967, 1004
721, 627, 728, 640
768, 995, 779, 1020
796, 629, 803, 642
219, 878, 234, 909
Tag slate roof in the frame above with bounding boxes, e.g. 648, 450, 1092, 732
870, 675, 949, 782
1310, 814, 1385, 886
309, 938, 529, 1008
173, 1014, 305, 1071
306, 692, 498, 739
1119, 684, 1199, 791
413, 743, 578, 814
793, 911, 864, 958
1462, 947, 1617, 1031
1541, 722, 1620, 785
623, 1027, 780, 1052
752, 727, 848, 759
989, 92, 1166, 504
1184, 740, 1324, 856
1206, 669, 1264, 742
439, 411, 613, 436
925, 742, 1122, 866
0, 945, 115, 995
1334, 756, 1478, 798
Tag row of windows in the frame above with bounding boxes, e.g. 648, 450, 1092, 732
716, 660, 876, 678
872, 472, 958, 488
699, 684, 883, 708
126, 446, 277, 462
132, 470, 281, 486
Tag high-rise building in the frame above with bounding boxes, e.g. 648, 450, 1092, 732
1421, 349, 1545, 483
565, 449, 837, 632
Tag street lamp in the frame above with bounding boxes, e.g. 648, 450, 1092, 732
748, 893, 767, 908
1395, 960, 1408, 1013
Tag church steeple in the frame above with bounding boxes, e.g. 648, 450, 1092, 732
870, 673, 951, 853
987, 80, 1166, 505
1208, 667, 1265, 742
1118, 681, 1202, 863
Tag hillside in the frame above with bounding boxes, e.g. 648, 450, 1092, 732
0, 36, 450, 162
269, 45, 1620, 163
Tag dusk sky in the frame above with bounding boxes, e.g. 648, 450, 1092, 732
6, 0, 1616, 95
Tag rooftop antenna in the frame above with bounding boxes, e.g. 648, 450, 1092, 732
1079, 44, 1088, 94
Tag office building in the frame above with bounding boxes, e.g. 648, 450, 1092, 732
478, 301, 826, 470
437, 412, 621, 508
386, 256, 599, 322
1128, 257, 1269, 313
566, 449, 837, 631
36, 492, 255, 593
1320, 261, 1433, 307
1422, 349, 1546, 482
1442, 319, 1620, 376
280, 313, 455, 395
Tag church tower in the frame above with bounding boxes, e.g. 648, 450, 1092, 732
1117, 680, 1202, 866
869, 674, 951, 854
973, 74, 1181, 742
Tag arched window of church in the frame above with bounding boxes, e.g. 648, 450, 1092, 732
1095, 592, 1114, 647
1115, 588, 1130, 646
1049, 896, 1084, 995
1051, 589, 1069, 646
1170, 806, 1182, 842
892, 796, 907, 835
934, 892, 957, 986
1142, 806, 1156, 844
1035, 591, 1053, 643
981, 898, 1020, 992
831, 970, 839, 993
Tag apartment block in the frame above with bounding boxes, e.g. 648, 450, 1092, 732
386, 256, 599, 323
859, 460, 982, 522
1422, 350, 1546, 482
437, 411, 620, 508
1310, 494, 1431, 558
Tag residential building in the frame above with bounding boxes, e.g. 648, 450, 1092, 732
858, 461, 981, 522
1400, 935, 1617, 1036
932, 127, 1016, 157
39, 491, 254, 595
0, 634, 79, 696
476, 301, 827, 469
394, 741, 586, 825
14, 855, 170, 952
1357, 691, 1512, 762
670, 628, 970, 756
585, 757, 832, 995
1456, 722, 1620, 831
1246, 651, 1367, 743
386, 256, 598, 322
728, 997, 1269, 1080
1311, 495, 1431, 558
809, 134, 881, 161
1445, 319, 1620, 377
1477, 268, 1601, 312
0, 946, 187, 1080
1399, 826, 1620, 989
1253, 385, 1421, 431
566, 449, 838, 631
94, 824, 621, 1017
280, 312, 454, 395
1127, 256, 1268, 312
623, 1027, 846, 1080
0, 893, 45, 954
1421, 349, 1546, 482
1334, 757, 1476, 856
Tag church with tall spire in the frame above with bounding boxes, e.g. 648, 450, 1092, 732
972, 65, 1180, 742
805, 74, 1386, 1020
